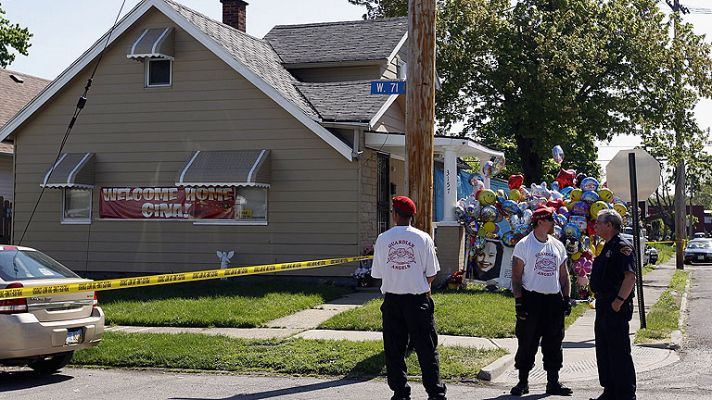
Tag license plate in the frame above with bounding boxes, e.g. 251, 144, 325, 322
698, 255, 705, 261
66, 328, 83, 345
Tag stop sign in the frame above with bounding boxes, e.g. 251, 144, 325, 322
605, 148, 661, 202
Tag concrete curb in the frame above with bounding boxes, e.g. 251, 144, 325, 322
670, 271, 692, 350
477, 354, 514, 381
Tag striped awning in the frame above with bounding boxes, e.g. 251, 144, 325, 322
127, 27, 175, 60
41, 153, 95, 189
176, 150, 271, 188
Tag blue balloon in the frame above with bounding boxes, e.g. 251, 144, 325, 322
581, 190, 600, 204
564, 223, 581, 239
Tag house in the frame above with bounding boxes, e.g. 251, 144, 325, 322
0, 69, 50, 201
0, 0, 503, 278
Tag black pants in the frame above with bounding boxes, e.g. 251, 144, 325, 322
514, 290, 565, 374
595, 299, 637, 400
381, 293, 446, 399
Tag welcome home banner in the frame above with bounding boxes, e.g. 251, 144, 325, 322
100, 187, 235, 220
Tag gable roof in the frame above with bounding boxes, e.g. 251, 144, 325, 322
264, 17, 408, 66
0, 0, 351, 159
296, 81, 395, 123
0, 69, 49, 128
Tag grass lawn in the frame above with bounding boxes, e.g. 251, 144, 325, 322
319, 285, 588, 338
72, 331, 506, 380
99, 279, 352, 328
635, 270, 688, 344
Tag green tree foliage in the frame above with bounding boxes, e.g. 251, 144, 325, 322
351, 1, 712, 187
0, 2, 31, 68
347, 0, 408, 19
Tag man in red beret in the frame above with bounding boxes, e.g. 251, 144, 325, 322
371, 196, 446, 400
510, 205, 573, 396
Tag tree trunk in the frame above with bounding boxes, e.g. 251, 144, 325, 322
516, 135, 543, 184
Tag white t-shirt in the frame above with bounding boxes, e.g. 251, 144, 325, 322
371, 225, 440, 295
512, 232, 567, 295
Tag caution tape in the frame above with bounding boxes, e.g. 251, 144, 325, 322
647, 241, 677, 245
0, 255, 374, 300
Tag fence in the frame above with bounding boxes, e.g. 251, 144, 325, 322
0, 197, 11, 244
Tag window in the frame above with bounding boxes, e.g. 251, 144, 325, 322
146, 59, 172, 87
63, 189, 92, 224
397, 60, 407, 80
235, 187, 268, 223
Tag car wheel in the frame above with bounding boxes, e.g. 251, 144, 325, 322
28, 351, 74, 374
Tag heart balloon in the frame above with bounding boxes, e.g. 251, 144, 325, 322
508, 174, 524, 190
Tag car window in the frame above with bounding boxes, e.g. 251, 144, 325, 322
0, 250, 79, 281
687, 241, 712, 249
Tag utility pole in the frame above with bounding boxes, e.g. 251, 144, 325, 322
668, 0, 688, 270
406, 0, 436, 236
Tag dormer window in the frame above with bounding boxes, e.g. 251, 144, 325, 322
146, 59, 172, 87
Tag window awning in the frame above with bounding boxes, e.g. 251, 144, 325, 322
127, 27, 175, 60
176, 150, 271, 188
41, 153, 95, 189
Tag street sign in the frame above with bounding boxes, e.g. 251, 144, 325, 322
606, 148, 661, 202
370, 80, 406, 95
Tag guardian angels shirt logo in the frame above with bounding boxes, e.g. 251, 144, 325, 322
388, 240, 416, 270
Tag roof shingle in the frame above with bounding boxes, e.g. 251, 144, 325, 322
264, 18, 407, 65
296, 81, 392, 122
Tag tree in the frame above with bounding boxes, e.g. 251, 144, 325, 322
347, 0, 408, 19
0, 2, 31, 68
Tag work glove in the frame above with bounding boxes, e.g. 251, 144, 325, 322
562, 296, 572, 316
515, 297, 527, 320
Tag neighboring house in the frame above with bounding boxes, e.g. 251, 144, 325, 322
0, 69, 50, 201
0, 0, 502, 277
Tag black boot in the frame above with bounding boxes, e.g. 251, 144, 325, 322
545, 370, 573, 396
510, 370, 529, 396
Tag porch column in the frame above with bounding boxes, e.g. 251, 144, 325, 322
479, 156, 491, 189
442, 147, 458, 222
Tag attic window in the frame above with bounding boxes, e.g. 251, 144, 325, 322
146, 59, 172, 87
10, 74, 24, 83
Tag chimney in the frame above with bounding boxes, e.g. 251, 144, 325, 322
221, 0, 248, 33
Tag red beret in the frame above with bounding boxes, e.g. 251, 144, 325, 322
392, 196, 416, 216
532, 206, 556, 221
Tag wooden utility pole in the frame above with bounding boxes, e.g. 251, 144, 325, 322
670, 0, 687, 270
406, 0, 436, 236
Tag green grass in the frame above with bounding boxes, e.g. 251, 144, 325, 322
72, 331, 506, 380
320, 285, 588, 338
100, 279, 352, 328
635, 270, 688, 343
649, 243, 675, 265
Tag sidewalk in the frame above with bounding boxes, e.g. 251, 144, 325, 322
105, 261, 682, 384
492, 260, 680, 384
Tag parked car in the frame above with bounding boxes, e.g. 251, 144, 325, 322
0, 245, 104, 373
684, 239, 712, 264
645, 247, 659, 265
620, 227, 647, 265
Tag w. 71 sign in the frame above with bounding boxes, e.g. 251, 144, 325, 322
371, 80, 406, 95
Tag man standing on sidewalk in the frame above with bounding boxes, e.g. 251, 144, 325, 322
590, 209, 637, 400
510, 206, 573, 396
371, 196, 447, 400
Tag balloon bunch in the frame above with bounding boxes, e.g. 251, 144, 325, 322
453, 144, 633, 297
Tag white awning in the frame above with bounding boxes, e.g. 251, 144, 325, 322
176, 150, 271, 188
41, 153, 95, 189
127, 27, 175, 60
364, 132, 505, 161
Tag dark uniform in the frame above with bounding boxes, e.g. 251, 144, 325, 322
590, 233, 637, 400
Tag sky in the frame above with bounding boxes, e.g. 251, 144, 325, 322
3, 0, 712, 177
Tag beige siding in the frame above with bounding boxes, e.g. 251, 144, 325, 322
358, 145, 378, 251
13, 9, 362, 277
373, 97, 406, 133
289, 65, 383, 83
0, 155, 13, 201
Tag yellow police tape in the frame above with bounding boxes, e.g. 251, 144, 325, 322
0, 255, 374, 300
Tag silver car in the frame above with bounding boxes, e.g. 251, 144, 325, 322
0, 246, 104, 373
684, 239, 712, 264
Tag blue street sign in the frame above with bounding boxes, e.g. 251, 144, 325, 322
370, 80, 406, 95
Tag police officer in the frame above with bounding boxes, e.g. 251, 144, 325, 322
371, 196, 447, 400
510, 206, 573, 396
590, 209, 637, 400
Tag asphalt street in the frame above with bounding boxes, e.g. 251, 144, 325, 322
1, 265, 711, 400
